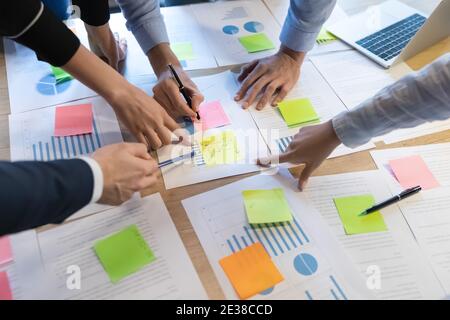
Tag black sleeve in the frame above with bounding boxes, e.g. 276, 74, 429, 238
0, 159, 94, 236
72, 0, 110, 27
0, 0, 80, 66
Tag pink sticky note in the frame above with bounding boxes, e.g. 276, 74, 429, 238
0, 271, 12, 300
54, 104, 93, 137
199, 101, 230, 130
0, 236, 12, 266
389, 155, 440, 190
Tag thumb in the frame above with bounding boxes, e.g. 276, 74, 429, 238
257, 151, 295, 167
128, 143, 151, 159
189, 91, 204, 113
298, 163, 316, 191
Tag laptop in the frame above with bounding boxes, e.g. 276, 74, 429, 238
327, 0, 450, 68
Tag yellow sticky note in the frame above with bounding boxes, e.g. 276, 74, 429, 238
242, 188, 293, 224
316, 27, 337, 44
171, 42, 195, 61
333, 195, 388, 235
200, 131, 241, 165
238, 33, 275, 53
219, 243, 284, 299
278, 98, 319, 127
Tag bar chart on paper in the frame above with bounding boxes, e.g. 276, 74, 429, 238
31, 119, 101, 161
9, 97, 123, 162
183, 175, 369, 300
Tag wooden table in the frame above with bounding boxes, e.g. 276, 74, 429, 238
0, 0, 448, 300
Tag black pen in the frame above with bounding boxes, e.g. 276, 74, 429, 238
359, 185, 422, 216
168, 64, 200, 120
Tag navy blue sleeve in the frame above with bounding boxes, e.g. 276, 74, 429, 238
0, 159, 94, 236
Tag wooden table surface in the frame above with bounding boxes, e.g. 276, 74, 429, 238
0, 0, 448, 299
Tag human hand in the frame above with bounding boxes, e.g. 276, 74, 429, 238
153, 65, 204, 119
108, 84, 185, 150
235, 46, 304, 110
92, 143, 158, 205
85, 23, 127, 71
257, 121, 341, 190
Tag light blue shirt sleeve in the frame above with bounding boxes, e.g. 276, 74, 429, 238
280, 0, 337, 52
332, 54, 450, 148
115, 0, 169, 54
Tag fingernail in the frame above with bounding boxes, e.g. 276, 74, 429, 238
241, 102, 248, 108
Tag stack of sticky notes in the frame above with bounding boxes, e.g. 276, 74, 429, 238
171, 42, 195, 61
219, 242, 283, 299
242, 188, 293, 224
316, 27, 337, 45
51, 65, 73, 84
238, 33, 275, 53
0, 271, 12, 300
388, 155, 440, 190
334, 195, 388, 235
0, 236, 13, 266
278, 98, 319, 127
199, 100, 230, 130
54, 104, 93, 137
200, 131, 241, 165
94, 225, 156, 283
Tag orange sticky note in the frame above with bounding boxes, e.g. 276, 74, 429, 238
199, 101, 230, 130
0, 271, 12, 300
389, 155, 440, 190
54, 104, 93, 137
219, 242, 283, 299
0, 236, 13, 266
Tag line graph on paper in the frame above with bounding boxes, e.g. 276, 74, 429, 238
199, 193, 349, 300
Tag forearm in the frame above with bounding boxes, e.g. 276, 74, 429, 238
333, 54, 450, 148
280, 0, 337, 53
0, 160, 94, 236
62, 45, 134, 103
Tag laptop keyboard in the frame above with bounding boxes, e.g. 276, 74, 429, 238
356, 13, 426, 61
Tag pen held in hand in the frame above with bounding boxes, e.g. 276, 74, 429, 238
168, 64, 200, 120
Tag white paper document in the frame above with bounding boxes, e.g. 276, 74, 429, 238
192, 0, 281, 66
370, 143, 450, 193
3, 22, 96, 114
371, 144, 450, 294
247, 60, 375, 158
183, 173, 373, 300
0, 230, 46, 299
157, 71, 270, 189
310, 50, 412, 109
37, 194, 207, 300
8, 96, 140, 221
304, 171, 445, 299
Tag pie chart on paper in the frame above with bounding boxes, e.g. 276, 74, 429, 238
243, 21, 264, 33
36, 74, 71, 96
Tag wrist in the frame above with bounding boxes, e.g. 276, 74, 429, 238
147, 43, 181, 77
278, 45, 306, 64
325, 120, 341, 148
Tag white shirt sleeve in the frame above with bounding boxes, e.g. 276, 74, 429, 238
78, 156, 104, 203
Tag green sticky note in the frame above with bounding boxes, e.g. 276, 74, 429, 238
51, 66, 73, 84
238, 33, 275, 53
316, 27, 337, 44
242, 188, 293, 224
171, 42, 195, 61
278, 98, 319, 127
333, 195, 388, 235
94, 225, 156, 283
